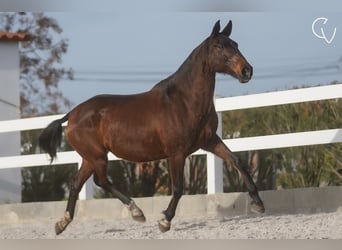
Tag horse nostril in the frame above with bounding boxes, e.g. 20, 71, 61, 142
242, 66, 252, 79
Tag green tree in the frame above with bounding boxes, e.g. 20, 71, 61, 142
222, 83, 342, 191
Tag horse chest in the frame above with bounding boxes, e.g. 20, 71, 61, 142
161, 108, 218, 154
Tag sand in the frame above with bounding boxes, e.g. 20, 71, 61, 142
1, 211, 342, 239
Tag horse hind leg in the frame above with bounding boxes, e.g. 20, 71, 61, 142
93, 164, 146, 223
55, 160, 93, 235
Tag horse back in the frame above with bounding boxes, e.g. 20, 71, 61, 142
66, 90, 170, 161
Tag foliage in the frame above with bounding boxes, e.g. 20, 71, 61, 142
20, 128, 76, 202
185, 155, 207, 194
0, 12, 75, 202
95, 155, 207, 199
0, 12, 73, 116
21, 163, 77, 202
222, 85, 342, 191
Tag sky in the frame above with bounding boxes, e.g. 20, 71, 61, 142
47, 10, 342, 107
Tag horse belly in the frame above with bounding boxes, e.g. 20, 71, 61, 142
105, 125, 167, 163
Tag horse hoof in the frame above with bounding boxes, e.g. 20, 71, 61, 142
132, 213, 146, 223
55, 211, 71, 235
128, 201, 146, 222
55, 222, 65, 235
158, 218, 171, 233
251, 200, 265, 214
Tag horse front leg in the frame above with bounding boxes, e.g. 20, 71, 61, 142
55, 160, 93, 235
203, 135, 265, 213
159, 154, 185, 232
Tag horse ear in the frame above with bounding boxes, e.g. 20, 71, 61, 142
221, 20, 232, 37
211, 20, 221, 37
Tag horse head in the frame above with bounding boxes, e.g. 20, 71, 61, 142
208, 20, 253, 83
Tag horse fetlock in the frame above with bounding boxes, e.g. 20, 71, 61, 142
158, 216, 171, 233
55, 211, 72, 235
127, 201, 146, 222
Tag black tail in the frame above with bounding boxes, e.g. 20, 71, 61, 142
38, 113, 69, 162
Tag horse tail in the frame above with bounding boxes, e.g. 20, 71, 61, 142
39, 113, 70, 162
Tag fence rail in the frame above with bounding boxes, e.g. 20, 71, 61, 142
1, 84, 342, 199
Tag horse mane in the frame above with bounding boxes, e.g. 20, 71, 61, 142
152, 37, 211, 92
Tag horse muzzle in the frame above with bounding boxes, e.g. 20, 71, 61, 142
239, 65, 253, 83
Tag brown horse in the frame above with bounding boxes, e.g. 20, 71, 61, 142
39, 20, 265, 235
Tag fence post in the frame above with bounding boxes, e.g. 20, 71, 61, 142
206, 111, 223, 194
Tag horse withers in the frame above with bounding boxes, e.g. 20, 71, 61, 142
39, 20, 264, 235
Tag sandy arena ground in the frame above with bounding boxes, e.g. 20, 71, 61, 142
1, 211, 342, 239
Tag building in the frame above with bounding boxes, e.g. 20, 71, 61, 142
0, 32, 29, 203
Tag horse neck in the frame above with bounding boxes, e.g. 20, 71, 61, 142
172, 39, 216, 107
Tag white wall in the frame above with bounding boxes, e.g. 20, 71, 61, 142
0, 41, 21, 203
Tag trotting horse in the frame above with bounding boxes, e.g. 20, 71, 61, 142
39, 20, 265, 235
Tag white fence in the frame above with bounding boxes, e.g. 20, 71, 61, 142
0, 84, 341, 199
